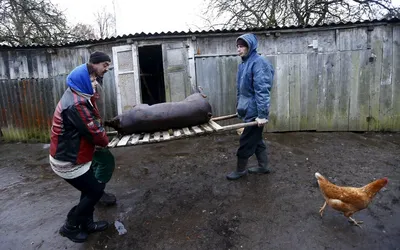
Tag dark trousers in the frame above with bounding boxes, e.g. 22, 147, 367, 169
64, 168, 105, 226
236, 125, 266, 159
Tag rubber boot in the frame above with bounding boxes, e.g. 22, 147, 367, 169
226, 158, 248, 180
59, 205, 88, 243
81, 215, 109, 234
59, 219, 88, 243
248, 149, 271, 174
98, 192, 117, 206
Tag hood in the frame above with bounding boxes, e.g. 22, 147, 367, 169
236, 33, 258, 60
66, 64, 93, 95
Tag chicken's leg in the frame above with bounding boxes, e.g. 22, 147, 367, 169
348, 217, 363, 228
319, 201, 327, 217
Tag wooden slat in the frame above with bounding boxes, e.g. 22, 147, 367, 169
379, 27, 394, 130
337, 51, 351, 131
117, 135, 131, 147
289, 54, 301, 131
369, 28, 383, 131
153, 132, 161, 142
200, 123, 213, 132
162, 131, 170, 140
208, 120, 223, 131
192, 126, 204, 134
108, 136, 120, 148
349, 50, 369, 131
173, 129, 182, 137
139, 133, 150, 143
393, 26, 400, 131
303, 53, 317, 130
266, 55, 278, 132
182, 127, 192, 135
130, 134, 141, 145
316, 53, 339, 131
276, 54, 290, 131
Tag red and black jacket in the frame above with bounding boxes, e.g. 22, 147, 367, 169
50, 88, 109, 164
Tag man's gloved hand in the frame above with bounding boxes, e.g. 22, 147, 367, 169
255, 117, 268, 127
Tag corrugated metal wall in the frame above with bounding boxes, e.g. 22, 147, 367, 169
0, 73, 117, 142
0, 46, 118, 142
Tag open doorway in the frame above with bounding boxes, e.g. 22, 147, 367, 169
138, 45, 166, 105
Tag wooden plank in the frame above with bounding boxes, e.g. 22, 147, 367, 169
130, 134, 141, 145
349, 50, 369, 131
173, 129, 182, 137
275, 54, 290, 131
219, 57, 239, 117
182, 127, 193, 135
266, 55, 278, 132
117, 135, 131, 147
393, 25, 400, 131
153, 132, 161, 142
288, 54, 301, 131
139, 133, 150, 143
200, 123, 213, 132
162, 131, 170, 140
379, 26, 394, 131
192, 126, 204, 134
337, 51, 351, 131
108, 136, 120, 148
316, 53, 339, 131
208, 120, 223, 131
304, 53, 317, 130
369, 27, 384, 131
339, 28, 368, 51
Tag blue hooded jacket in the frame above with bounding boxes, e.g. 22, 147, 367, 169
66, 64, 93, 96
236, 33, 274, 122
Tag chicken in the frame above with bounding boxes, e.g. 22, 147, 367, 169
315, 172, 388, 228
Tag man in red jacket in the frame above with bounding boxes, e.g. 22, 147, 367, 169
49, 52, 113, 243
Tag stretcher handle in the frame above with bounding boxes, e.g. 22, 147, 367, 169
211, 113, 238, 121
221, 120, 259, 131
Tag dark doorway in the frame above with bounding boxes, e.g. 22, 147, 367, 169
138, 45, 166, 105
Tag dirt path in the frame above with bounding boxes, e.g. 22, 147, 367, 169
1, 132, 399, 250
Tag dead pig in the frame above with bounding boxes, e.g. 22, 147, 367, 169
104, 93, 213, 135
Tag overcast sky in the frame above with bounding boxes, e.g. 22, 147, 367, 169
52, 0, 208, 35
52, 0, 400, 36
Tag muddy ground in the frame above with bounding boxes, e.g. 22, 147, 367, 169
0, 131, 399, 250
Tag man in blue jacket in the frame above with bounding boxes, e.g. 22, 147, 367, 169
226, 33, 274, 180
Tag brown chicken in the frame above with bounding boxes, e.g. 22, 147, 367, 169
315, 172, 388, 227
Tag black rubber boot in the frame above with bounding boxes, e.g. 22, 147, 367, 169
248, 149, 271, 174
81, 216, 109, 234
59, 221, 88, 243
226, 158, 248, 180
98, 192, 117, 206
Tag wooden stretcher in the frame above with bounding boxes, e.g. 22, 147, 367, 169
106, 114, 258, 148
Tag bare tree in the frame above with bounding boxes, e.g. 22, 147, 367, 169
0, 0, 71, 46
203, 0, 397, 29
94, 7, 116, 39
70, 23, 98, 41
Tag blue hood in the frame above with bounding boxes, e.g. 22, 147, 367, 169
236, 33, 258, 60
66, 64, 93, 95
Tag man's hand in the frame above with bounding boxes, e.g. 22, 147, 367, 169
255, 117, 268, 127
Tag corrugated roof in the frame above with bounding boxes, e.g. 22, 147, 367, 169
1, 17, 399, 49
